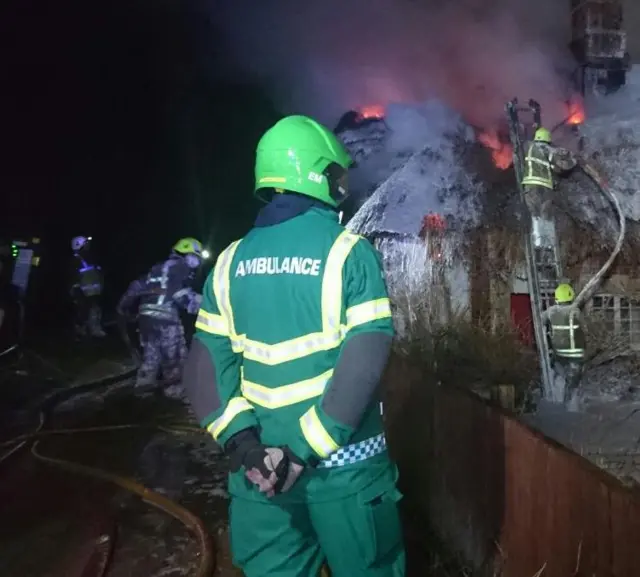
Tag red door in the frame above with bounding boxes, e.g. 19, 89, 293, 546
510, 293, 534, 347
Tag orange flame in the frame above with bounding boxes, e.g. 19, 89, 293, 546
357, 104, 385, 120
567, 96, 585, 125
477, 130, 513, 170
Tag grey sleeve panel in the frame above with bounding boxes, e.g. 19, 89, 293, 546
321, 332, 393, 428
182, 337, 222, 425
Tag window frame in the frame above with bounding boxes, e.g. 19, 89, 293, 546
590, 293, 640, 350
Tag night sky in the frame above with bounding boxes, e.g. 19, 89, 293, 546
2, 0, 282, 325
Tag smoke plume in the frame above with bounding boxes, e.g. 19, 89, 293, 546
210, 0, 575, 130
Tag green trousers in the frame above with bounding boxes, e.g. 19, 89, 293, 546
229, 486, 406, 577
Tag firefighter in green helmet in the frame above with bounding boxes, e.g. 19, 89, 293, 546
542, 282, 586, 405
521, 127, 578, 218
183, 115, 405, 576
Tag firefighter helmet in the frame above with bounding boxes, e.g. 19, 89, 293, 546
71, 236, 90, 251
534, 127, 552, 144
555, 283, 575, 304
254, 115, 353, 208
172, 237, 203, 256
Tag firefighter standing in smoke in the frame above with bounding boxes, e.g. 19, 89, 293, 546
521, 127, 578, 218
183, 115, 405, 577
542, 283, 586, 404
117, 238, 203, 393
70, 235, 106, 338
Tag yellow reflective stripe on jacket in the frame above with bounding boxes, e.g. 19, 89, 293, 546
242, 332, 341, 365
300, 406, 340, 458
195, 310, 227, 335
522, 144, 554, 188
213, 240, 244, 352
207, 397, 254, 440
345, 298, 392, 331
321, 231, 361, 333
214, 230, 362, 366
241, 369, 333, 409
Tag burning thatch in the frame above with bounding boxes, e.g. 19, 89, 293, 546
338, 77, 640, 337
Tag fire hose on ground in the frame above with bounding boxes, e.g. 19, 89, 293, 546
0, 361, 216, 577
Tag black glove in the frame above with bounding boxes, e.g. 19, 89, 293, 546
225, 430, 305, 497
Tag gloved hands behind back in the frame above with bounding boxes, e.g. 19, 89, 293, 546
225, 428, 305, 497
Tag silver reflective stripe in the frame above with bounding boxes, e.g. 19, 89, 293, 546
195, 311, 227, 335
156, 261, 171, 306
173, 288, 190, 300
553, 309, 582, 358
241, 369, 333, 409
556, 350, 584, 358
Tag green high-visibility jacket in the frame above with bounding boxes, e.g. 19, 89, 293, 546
194, 207, 397, 503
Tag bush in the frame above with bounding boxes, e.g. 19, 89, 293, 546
393, 306, 538, 402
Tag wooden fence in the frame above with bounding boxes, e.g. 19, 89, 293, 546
385, 358, 640, 576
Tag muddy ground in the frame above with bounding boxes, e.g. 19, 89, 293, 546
0, 336, 440, 577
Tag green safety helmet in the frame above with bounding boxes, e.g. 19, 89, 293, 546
555, 283, 575, 304
254, 115, 353, 208
172, 237, 203, 256
534, 127, 552, 144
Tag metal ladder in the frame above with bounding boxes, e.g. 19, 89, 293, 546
505, 99, 562, 401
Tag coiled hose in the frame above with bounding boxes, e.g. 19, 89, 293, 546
0, 367, 216, 577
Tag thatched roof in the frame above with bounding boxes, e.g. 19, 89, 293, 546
344, 99, 640, 267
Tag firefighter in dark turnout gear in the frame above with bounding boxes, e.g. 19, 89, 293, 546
70, 235, 105, 338
117, 238, 203, 393
542, 283, 586, 404
521, 127, 578, 218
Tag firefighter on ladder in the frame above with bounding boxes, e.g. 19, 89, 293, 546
183, 115, 405, 577
521, 127, 578, 215
521, 127, 578, 280
542, 283, 586, 406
